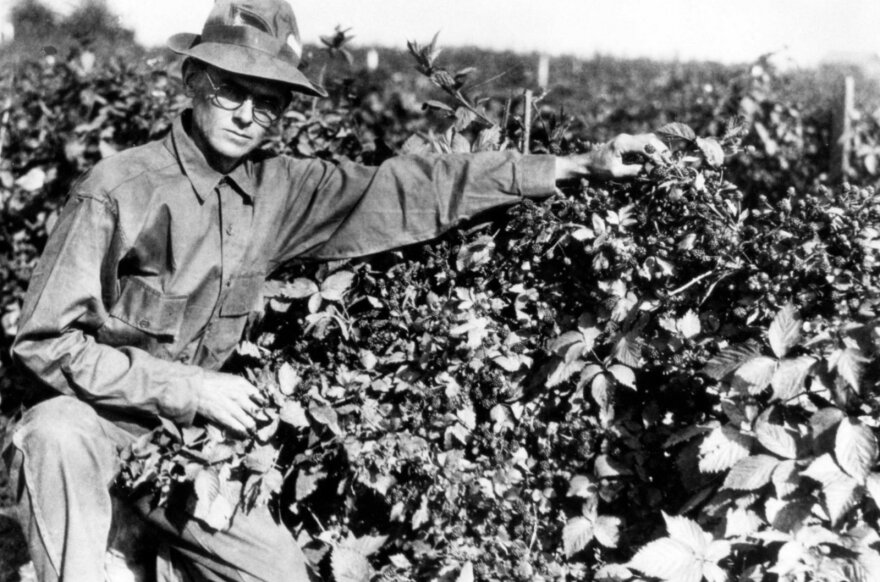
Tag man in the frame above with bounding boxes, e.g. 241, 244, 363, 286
3, 0, 668, 580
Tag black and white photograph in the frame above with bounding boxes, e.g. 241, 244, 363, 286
0, 1, 879, 580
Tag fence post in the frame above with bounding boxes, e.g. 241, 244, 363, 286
522, 90, 533, 154
831, 76, 855, 182
537, 54, 550, 88
366, 48, 379, 71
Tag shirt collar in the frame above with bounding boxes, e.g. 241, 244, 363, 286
166, 111, 257, 204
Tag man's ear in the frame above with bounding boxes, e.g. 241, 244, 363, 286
181, 58, 201, 97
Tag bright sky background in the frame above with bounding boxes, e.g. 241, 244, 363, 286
9, 0, 880, 66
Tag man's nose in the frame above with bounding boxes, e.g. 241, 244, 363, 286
232, 97, 255, 125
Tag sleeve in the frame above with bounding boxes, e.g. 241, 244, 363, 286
11, 193, 202, 425
269, 151, 557, 265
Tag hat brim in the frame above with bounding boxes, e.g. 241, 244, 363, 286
168, 33, 327, 98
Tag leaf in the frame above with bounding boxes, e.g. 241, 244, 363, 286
422, 99, 453, 113
567, 475, 597, 498
836, 417, 878, 483
702, 344, 762, 380
456, 236, 495, 271
341, 534, 388, 557
331, 547, 374, 582
309, 402, 341, 434
664, 512, 711, 553
244, 445, 276, 474
320, 271, 356, 302
772, 460, 801, 498
866, 473, 880, 508
732, 356, 777, 394
612, 333, 642, 367
473, 126, 501, 152
456, 562, 474, 582
722, 454, 780, 490
280, 400, 310, 428
15, 167, 46, 192
833, 347, 868, 392
454, 107, 477, 131
803, 454, 861, 525
770, 356, 816, 401
277, 363, 301, 395
699, 426, 754, 473
628, 538, 702, 582
563, 516, 594, 557
295, 470, 326, 500
594, 516, 622, 548
607, 364, 636, 389
756, 422, 799, 459
655, 122, 696, 143
768, 304, 801, 358
284, 278, 319, 299
677, 310, 701, 339
191, 468, 234, 531
696, 137, 724, 167
400, 134, 433, 155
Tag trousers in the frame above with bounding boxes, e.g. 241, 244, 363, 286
2, 396, 311, 582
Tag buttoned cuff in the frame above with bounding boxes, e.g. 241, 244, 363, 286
158, 363, 203, 426
516, 155, 558, 198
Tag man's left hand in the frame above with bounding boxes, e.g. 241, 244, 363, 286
555, 133, 670, 181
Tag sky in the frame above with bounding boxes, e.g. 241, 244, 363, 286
7, 0, 880, 66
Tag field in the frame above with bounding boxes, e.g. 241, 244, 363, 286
2, 22, 880, 582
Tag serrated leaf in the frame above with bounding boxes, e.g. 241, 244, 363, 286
612, 333, 642, 367
663, 512, 711, 553
563, 516, 595, 557
834, 347, 868, 392
191, 468, 234, 531
295, 470, 326, 500
595, 516, 622, 548
732, 356, 777, 394
309, 402, 341, 434
771, 356, 816, 401
836, 418, 877, 483
320, 271, 356, 302
655, 122, 697, 143
722, 454, 780, 490
699, 425, 754, 473
768, 304, 801, 358
702, 344, 762, 380
628, 538, 702, 582
772, 460, 801, 498
608, 364, 636, 389
677, 310, 701, 339
342, 534, 388, 557
756, 422, 799, 459
331, 547, 374, 582
696, 137, 724, 167
725, 508, 764, 537
803, 454, 861, 525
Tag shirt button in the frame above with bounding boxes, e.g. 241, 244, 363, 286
225, 280, 232, 288
225, 224, 234, 235
139, 319, 150, 328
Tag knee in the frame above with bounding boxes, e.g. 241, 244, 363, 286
14, 396, 104, 460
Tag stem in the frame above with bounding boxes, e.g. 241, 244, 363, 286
668, 270, 716, 297
522, 89, 533, 154
0, 95, 11, 161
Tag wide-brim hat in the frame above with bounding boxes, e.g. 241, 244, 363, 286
168, 0, 327, 98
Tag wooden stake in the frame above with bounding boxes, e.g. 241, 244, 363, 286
831, 76, 855, 181
522, 90, 533, 155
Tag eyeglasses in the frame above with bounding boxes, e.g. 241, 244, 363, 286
203, 71, 286, 127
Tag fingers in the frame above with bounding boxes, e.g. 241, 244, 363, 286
612, 133, 671, 167
611, 163, 644, 179
198, 373, 266, 435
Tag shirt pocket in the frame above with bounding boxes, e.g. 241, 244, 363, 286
219, 273, 264, 317
99, 276, 188, 347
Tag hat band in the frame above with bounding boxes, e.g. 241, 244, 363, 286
200, 24, 298, 64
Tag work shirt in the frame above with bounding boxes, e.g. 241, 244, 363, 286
11, 111, 557, 426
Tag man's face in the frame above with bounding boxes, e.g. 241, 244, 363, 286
189, 65, 290, 171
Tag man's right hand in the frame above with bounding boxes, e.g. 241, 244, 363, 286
196, 371, 266, 435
